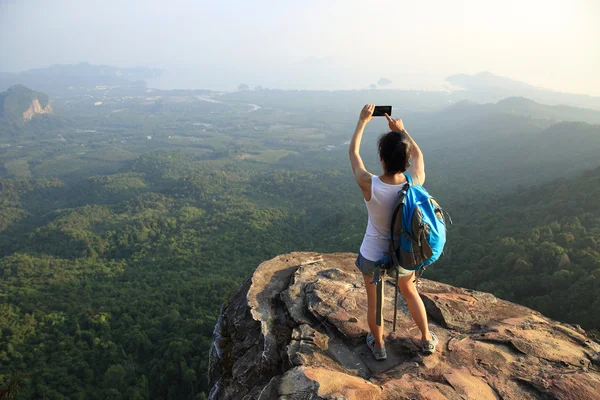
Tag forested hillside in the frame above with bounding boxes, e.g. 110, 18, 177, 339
1, 149, 599, 399
0, 86, 49, 123
430, 167, 600, 330
0, 152, 365, 399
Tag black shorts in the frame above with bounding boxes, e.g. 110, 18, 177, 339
354, 252, 413, 278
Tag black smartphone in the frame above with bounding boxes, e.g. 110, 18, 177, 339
373, 105, 392, 117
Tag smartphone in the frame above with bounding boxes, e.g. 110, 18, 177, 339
373, 106, 392, 117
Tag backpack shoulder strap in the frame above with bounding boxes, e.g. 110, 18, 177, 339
404, 173, 413, 185
388, 186, 408, 267
389, 185, 408, 332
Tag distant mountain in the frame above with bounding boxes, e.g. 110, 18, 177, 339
0, 85, 51, 125
22, 62, 163, 80
0, 85, 57, 138
413, 97, 600, 195
446, 71, 600, 111
442, 96, 600, 125
0, 62, 164, 95
423, 117, 600, 196
448, 71, 538, 93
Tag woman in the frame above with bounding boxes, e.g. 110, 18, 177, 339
349, 104, 438, 360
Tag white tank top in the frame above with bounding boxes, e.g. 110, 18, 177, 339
359, 176, 407, 262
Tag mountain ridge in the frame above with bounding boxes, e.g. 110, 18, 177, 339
0, 63, 163, 95
446, 72, 600, 110
439, 96, 600, 124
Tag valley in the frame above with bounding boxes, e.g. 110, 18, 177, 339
1, 76, 599, 399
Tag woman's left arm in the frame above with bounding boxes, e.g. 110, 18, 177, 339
349, 105, 374, 198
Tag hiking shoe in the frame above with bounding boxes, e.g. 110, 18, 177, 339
422, 332, 439, 355
366, 332, 387, 360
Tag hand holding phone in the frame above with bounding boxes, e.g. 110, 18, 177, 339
359, 104, 375, 123
373, 106, 392, 117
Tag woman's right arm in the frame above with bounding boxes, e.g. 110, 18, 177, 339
385, 114, 426, 184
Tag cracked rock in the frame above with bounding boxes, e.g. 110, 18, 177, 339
209, 252, 600, 399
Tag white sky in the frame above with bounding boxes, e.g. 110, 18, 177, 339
1, 0, 598, 94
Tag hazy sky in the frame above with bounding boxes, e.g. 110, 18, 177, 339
1, 0, 598, 94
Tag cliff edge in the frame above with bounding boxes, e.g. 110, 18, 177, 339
209, 252, 600, 399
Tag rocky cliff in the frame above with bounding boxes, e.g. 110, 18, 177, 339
209, 252, 600, 400
21, 98, 52, 122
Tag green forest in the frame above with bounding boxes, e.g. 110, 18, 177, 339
430, 167, 600, 330
1, 83, 599, 399
0, 151, 369, 399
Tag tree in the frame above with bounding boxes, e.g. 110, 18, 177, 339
104, 365, 126, 390
377, 77, 392, 86
369, 84, 377, 89
237, 84, 249, 91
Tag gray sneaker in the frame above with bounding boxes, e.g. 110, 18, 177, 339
366, 332, 387, 360
422, 332, 439, 355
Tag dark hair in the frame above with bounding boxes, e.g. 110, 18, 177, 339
377, 130, 411, 175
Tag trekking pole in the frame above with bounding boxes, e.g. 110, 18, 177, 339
393, 267, 399, 332
375, 267, 385, 326
376, 273, 384, 326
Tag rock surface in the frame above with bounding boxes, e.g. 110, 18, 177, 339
22, 98, 52, 122
209, 252, 600, 399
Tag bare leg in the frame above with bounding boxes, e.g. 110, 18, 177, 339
362, 274, 384, 348
398, 272, 431, 341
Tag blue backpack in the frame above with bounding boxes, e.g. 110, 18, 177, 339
374, 173, 451, 331
389, 173, 450, 271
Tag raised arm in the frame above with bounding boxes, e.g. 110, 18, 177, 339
349, 105, 374, 199
385, 114, 425, 184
